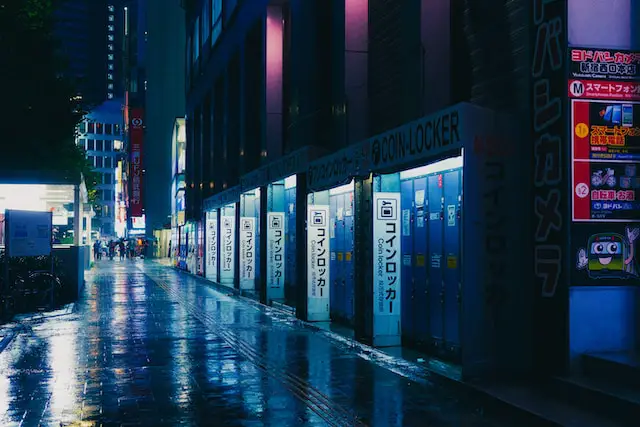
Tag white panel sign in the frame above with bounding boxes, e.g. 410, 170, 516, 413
266, 212, 286, 299
239, 217, 256, 289
307, 205, 330, 321
373, 193, 402, 317
205, 211, 218, 282
220, 215, 235, 285
5, 210, 52, 258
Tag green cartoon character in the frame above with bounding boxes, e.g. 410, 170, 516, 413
576, 226, 640, 280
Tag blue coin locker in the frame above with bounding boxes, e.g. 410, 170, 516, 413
443, 169, 462, 354
427, 174, 445, 347
344, 194, 355, 322
254, 195, 261, 286
400, 180, 415, 341
329, 191, 355, 324
285, 187, 297, 304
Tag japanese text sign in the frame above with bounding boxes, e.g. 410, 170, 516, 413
569, 80, 640, 101
570, 48, 640, 82
220, 215, 235, 284
373, 193, 402, 316
130, 108, 144, 217
205, 211, 218, 282
239, 217, 256, 289
307, 205, 330, 312
266, 212, 286, 296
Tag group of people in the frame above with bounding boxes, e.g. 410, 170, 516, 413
93, 239, 149, 261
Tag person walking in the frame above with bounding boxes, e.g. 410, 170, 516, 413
118, 240, 125, 261
93, 240, 101, 261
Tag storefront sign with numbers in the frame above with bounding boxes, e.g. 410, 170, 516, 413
220, 215, 235, 284
307, 205, 330, 315
266, 212, 286, 293
373, 193, 402, 316
239, 217, 256, 289
205, 211, 218, 282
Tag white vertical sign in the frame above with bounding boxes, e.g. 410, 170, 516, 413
220, 215, 235, 285
239, 217, 256, 289
205, 211, 218, 282
266, 212, 286, 299
373, 193, 402, 319
307, 205, 330, 321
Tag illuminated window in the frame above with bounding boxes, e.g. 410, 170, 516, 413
108, 63, 114, 70
105, 124, 113, 135
108, 14, 114, 21
108, 5, 114, 12
108, 34, 114, 41
108, 54, 114, 61
107, 92, 114, 99
108, 83, 114, 90
87, 122, 95, 133
88, 139, 95, 150
108, 25, 114, 32
107, 73, 113, 80
212, 0, 222, 46
108, 44, 114, 51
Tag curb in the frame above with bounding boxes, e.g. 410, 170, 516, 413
0, 327, 18, 354
158, 262, 561, 426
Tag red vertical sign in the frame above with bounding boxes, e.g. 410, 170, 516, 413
130, 108, 144, 218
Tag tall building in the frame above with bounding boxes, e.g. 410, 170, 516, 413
54, 0, 125, 107
145, 0, 186, 236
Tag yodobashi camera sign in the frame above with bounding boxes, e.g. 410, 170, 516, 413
205, 211, 218, 282
239, 217, 256, 290
372, 193, 402, 344
266, 212, 285, 300
307, 205, 330, 321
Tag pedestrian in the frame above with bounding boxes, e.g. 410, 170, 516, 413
93, 240, 101, 261
108, 240, 115, 260
118, 240, 125, 260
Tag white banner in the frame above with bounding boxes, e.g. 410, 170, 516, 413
239, 217, 256, 289
373, 193, 402, 316
205, 211, 218, 282
266, 212, 286, 298
220, 215, 235, 285
307, 205, 330, 320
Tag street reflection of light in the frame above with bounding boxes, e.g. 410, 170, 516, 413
47, 326, 79, 422
170, 300, 192, 405
0, 373, 9, 419
373, 365, 403, 426
306, 335, 332, 422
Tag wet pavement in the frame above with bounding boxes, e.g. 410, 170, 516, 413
0, 260, 518, 426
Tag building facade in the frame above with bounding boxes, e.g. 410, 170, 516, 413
183, 0, 640, 383
76, 100, 125, 238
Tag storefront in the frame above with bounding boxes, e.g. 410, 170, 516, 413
308, 102, 529, 377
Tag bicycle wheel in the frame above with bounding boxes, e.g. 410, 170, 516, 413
28, 272, 61, 311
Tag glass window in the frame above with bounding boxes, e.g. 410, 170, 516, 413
114, 124, 120, 135
108, 5, 114, 12
108, 34, 114, 42
105, 124, 113, 135
108, 25, 114, 32
105, 156, 112, 168
95, 123, 103, 134
96, 157, 103, 168
108, 44, 114, 51
193, 17, 200, 61
107, 73, 113, 80
105, 140, 112, 151
88, 139, 95, 150
79, 122, 87, 133
212, 0, 222, 46
78, 138, 86, 149
87, 122, 95, 133
104, 173, 112, 184
96, 140, 104, 151
88, 156, 95, 166
108, 14, 114, 22
108, 54, 114, 61
107, 93, 114, 99
107, 83, 114, 90
108, 63, 114, 70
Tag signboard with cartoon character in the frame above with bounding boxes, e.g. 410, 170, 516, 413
573, 224, 639, 284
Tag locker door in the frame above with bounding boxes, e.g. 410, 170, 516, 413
254, 196, 261, 285
412, 177, 429, 344
427, 174, 445, 346
443, 169, 462, 352
335, 193, 347, 320
344, 207, 355, 322
285, 188, 296, 304
330, 195, 339, 319
400, 179, 415, 341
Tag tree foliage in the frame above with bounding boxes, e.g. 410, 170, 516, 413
0, 0, 96, 200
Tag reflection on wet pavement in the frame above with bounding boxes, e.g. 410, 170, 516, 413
0, 260, 510, 426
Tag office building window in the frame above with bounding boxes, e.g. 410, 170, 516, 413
108, 25, 114, 32
96, 140, 104, 151
108, 54, 114, 61
78, 122, 86, 133
108, 5, 114, 12
108, 15, 114, 22
107, 93, 114, 99
95, 123, 103, 134
108, 83, 114, 90
105, 156, 113, 168
212, 0, 222, 45
105, 124, 113, 135
88, 139, 95, 150
96, 157, 103, 168
88, 156, 95, 166
108, 34, 114, 42
114, 124, 120, 135
108, 44, 114, 51
108, 63, 114, 70
87, 122, 95, 133
105, 140, 112, 151
104, 173, 112, 184
107, 73, 113, 80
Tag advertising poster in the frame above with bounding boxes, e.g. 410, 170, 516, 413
568, 80, 640, 101
570, 48, 640, 82
307, 205, 330, 319
573, 161, 639, 221
266, 212, 285, 298
130, 109, 144, 217
571, 222, 640, 286
196, 221, 204, 276
372, 193, 402, 316
220, 215, 235, 284
239, 217, 256, 289
205, 211, 218, 282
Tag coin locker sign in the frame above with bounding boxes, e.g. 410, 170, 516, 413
266, 212, 286, 293
205, 211, 218, 282
220, 215, 235, 284
373, 193, 402, 316
239, 217, 256, 289
307, 205, 330, 318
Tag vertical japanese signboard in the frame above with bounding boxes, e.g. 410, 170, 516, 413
531, 0, 567, 373
130, 109, 144, 218
307, 205, 330, 321
373, 193, 401, 316
205, 211, 218, 282
239, 217, 256, 289
266, 212, 285, 300
220, 215, 235, 285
